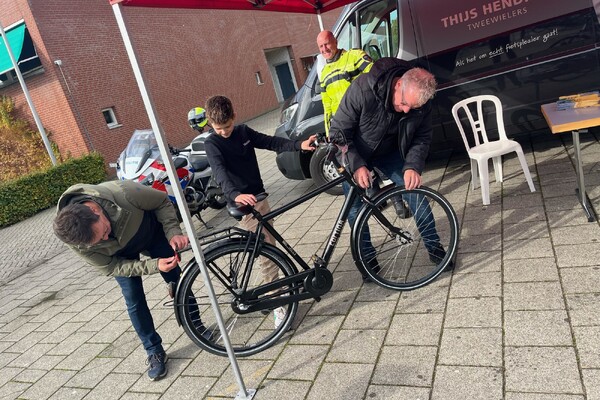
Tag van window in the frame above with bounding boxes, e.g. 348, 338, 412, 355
358, 0, 399, 60
337, 13, 357, 52
334, 0, 399, 60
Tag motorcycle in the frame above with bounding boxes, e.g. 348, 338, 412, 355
110, 129, 227, 227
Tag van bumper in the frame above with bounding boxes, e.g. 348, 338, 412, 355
276, 151, 306, 180
275, 124, 307, 180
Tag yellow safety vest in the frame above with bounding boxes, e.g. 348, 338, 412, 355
320, 49, 373, 136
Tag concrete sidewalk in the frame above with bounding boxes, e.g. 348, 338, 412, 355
1, 109, 600, 399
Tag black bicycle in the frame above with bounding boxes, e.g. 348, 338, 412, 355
172, 136, 459, 357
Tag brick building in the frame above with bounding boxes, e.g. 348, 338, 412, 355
0, 0, 339, 166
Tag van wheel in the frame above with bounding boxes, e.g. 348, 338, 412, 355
309, 145, 343, 195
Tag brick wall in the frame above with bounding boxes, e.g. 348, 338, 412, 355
1, 0, 342, 166
1, 0, 88, 161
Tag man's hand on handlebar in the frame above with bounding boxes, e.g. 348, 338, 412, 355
301, 134, 318, 151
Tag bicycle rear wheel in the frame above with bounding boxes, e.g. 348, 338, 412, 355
352, 186, 459, 290
177, 240, 299, 357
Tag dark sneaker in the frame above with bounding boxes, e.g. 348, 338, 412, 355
362, 258, 382, 283
392, 197, 412, 219
146, 352, 168, 381
428, 245, 455, 271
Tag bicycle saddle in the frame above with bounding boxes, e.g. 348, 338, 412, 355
227, 192, 269, 220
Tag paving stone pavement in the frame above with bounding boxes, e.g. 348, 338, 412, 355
1, 109, 600, 399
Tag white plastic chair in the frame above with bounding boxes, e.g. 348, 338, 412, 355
451, 95, 535, 205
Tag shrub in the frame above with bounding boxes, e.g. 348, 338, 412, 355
0, 95, 60, 182
0, 152, 106, 227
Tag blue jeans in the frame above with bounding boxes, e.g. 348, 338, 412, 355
343, 151, 441, 265
115, 268, 180, 356
114, 212, 183, 356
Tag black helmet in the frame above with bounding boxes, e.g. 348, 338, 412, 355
187, 107, 208, 132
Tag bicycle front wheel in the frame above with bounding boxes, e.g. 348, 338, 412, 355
352, 186, 459, 290
177, 241, 299, 357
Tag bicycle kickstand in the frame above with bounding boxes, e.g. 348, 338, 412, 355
195, 214, 213, 230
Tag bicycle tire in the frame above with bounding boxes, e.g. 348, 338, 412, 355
177, 240, 299, 357
352, 186, 459, 290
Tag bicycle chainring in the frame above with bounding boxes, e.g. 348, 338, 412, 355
303, 268, 333, 297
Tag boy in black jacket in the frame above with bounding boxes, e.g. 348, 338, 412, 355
204, 95, 315, 328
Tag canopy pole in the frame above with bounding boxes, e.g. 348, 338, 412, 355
317, 10, 324, 31
0, 20, 57, 166
110, 4, 255, 400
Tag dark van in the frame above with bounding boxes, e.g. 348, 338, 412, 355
275, 0, 600, 192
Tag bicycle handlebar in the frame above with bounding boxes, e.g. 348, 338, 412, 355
316, 131, 347, 169
325, 143, 338, 163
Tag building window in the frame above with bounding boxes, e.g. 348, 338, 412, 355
255, 71, 264, 85
301, 55, 318, 71
102, 107, 120, 129
0, 66, 44, 89
0, 21, 43, 89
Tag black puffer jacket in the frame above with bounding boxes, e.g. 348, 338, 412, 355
329, 57, 433, 174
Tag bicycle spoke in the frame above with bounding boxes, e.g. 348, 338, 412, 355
354, 186, 458, 290
177, 240, 299, 357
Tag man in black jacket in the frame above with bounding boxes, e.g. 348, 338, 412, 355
329, 57, 453, 280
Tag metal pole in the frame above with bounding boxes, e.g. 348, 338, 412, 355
317, 11, 324, 31
572, 129, 595, 222
110, 4, 255, 399
0, 20, 57, 166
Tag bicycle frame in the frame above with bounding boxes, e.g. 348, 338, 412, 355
230, 146, 411, 311
174, 144, 413, 317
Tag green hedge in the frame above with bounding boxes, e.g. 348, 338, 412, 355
0, 153, 106, 227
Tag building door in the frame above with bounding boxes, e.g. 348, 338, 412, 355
275, 63, 296, 100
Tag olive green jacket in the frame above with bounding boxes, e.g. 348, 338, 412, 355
56, 180, 182, 277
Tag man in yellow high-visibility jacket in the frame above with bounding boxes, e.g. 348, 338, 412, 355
317, 30, 373, 137
317, 31, 411, 221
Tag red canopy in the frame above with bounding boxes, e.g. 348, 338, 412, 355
110, 0, 356, 14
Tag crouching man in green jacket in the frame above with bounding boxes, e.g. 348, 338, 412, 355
53, 180, 207, 381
